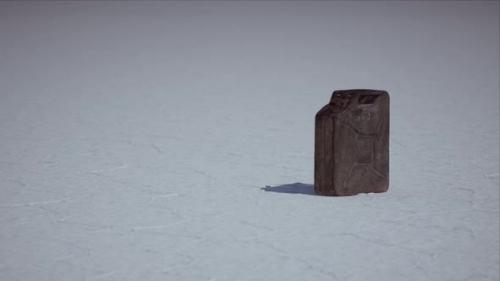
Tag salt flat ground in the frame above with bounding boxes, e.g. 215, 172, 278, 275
0, 2, 499, 281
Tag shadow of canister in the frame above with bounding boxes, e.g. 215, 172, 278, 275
261, 182, 316, 196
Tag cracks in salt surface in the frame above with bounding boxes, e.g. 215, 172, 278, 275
484, 172, 500, 179
54, 219, 187, 235
238, 220, 274, 232
130, 220, 185, 232
234, 230, 340, 280
404, 208, 500, 217
380, 217, 478, 241
336, 232, 437, 258
455, 186, 475, 197
242, 238, 340, 280
306, 262, 340, 281
6, 178, 27, 187
192, 168, 218, 182
53, 254, 75, 262
149, 193, 179, 203
0, 198, 73, 208
150, 143, 164, 154
89, 271, 115, 280
89, 162, 128, 174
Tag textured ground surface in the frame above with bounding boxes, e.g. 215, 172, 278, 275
0, 2, 499, 281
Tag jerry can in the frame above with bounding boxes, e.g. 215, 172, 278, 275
314, 89, 389, 196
